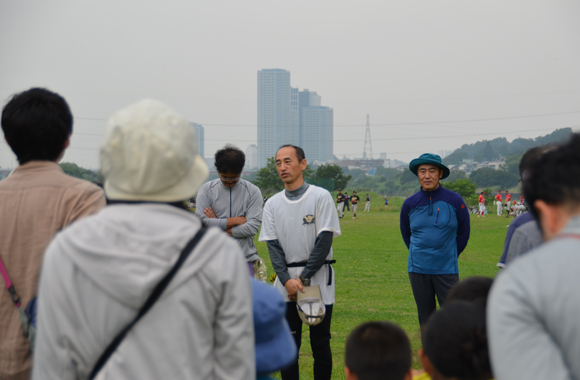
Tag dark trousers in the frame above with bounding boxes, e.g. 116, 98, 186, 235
344, 202, 350, 211
408, 273, 459, 325
281, 303, 333, 380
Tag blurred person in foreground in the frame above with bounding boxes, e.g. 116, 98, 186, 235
488, 133, 580, 379
418, 302, 492, 380
0, 88, 105, 380
32, 99, 254, 380
400, 153, 470, 326
196, 144, 263, 276
496, 146, 549, 268
252, 279, 297, 380
345, 321, 412, 380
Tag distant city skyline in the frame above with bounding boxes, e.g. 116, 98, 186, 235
257, 69, 334, 167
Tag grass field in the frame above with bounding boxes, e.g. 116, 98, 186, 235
256, 194, 508, 379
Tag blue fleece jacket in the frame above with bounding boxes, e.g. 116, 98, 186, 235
400, 185, 470, 275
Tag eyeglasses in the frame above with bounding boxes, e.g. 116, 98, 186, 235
219, 175, 240, 183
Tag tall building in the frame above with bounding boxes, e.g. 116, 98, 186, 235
257, 69, 333, 167
192, 122, 205, 159
245, 144, 258, 170
257, 69, 299, 167
301, 106, 333, 164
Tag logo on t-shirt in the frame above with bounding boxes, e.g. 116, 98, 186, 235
303, 214, 316, 225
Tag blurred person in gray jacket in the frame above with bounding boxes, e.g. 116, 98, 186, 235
32, 100, 254, 380
196, 145, 263, 275
488, 133, 580, 380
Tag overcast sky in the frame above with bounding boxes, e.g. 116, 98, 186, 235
2, 0, 580, 169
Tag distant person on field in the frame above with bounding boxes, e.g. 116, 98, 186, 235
260, 145, 341, 380
496, 146, 546, 268
400, 153, 470, 325
384, 197, 389, 208
336, 188, 345, 218
0, 88, 105, 380
344, 192, 350, 212
252, 279, 297, 380
494, 190, 503, 216
418, 302, 492, 380
504, 190, 511, 212
364, 193, 371, 211
488, 133, 580, 379
196, 144, 263, 276
32, 99, 254, 380
345, 321, 412, 380
478, 192, 485, 217
350, 190, 360, 219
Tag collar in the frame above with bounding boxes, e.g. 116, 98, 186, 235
13, 160, 63, 174
420, 184, 443, 197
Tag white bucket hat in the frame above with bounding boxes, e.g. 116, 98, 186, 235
100, 99, 208, 202
296, 285, 326, 326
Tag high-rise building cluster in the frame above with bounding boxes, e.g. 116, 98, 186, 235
257, 68, 333, 168
191, 122, 205, 159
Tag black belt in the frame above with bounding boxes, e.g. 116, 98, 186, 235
287, 260, 336, 285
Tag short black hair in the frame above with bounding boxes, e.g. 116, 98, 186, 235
277, 144, 305, 162
214, 144, 245, 174
446, 276, 493, 309
422, 302, 492, 380
523, 133, 580, 220
1, 88, 73, 165
345, 321, 411, 380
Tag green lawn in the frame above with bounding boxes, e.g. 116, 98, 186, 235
256, 198, 508, 379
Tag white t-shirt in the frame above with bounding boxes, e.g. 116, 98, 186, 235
259, 185, 341, 304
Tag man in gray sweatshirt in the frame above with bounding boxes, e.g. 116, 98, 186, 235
196, 145, 263, 275
488, 133, 580, 380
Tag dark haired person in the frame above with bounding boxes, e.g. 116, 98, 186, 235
32, 99, 254, 379
259, 144, 341, 380
488, 133, 580, 379
419, 302, 492, 380
400, 153, 470, 326
446, 276, 493, 308
195, 144, 263, 275
350, 191, 360, 219
496, 146, 547, 268
0, 88, 105, 380
345, 321, 412, 380
336, 188, 345, 218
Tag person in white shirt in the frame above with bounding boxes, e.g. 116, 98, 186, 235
259, 145, 341, 380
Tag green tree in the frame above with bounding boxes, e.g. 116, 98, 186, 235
501, 153, 522, 177
469, 167, 519, 188
253, 157, 283, 193
444, 179, 477, 205
441, 169, 467, 183
59, 162, 98, 182
312, 163, 351, 191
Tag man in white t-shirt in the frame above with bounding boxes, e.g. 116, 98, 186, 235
259, 145, 341, 380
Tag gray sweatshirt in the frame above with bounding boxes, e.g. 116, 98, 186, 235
195, 179, 262, 262
488, 215, 580, 380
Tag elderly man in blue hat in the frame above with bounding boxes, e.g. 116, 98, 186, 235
400, 153, 470, 326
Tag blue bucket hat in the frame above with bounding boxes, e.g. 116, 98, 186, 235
252, 279, 297, 375
409, 153, 450, 179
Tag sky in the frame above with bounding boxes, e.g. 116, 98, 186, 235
2, 0, 580, 169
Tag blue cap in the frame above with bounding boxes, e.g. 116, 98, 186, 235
252, 279, 297, 375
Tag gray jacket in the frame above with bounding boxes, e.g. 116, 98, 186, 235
488, 215, 580, 380
32, 204, 254, 380
196, 179, 262, 262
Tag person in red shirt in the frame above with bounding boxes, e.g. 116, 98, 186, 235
495, 191, 503, 217
505, 191, 511, 211
478, 192, 486, 217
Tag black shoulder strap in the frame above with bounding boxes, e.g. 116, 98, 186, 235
89, 226, 208, 379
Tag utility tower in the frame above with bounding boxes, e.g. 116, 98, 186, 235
362, 114, 373, 159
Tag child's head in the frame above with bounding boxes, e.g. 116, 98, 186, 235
345, 321, 412, 380
420, 302, 492, 380
446, 276, 493, 308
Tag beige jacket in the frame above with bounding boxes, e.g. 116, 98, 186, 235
0, 161, 105, 380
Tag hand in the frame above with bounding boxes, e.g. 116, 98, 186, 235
204, 207, 217, 218
284, 278, 305, 302
226, 216, 247, 229
226, 228, 233, 236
